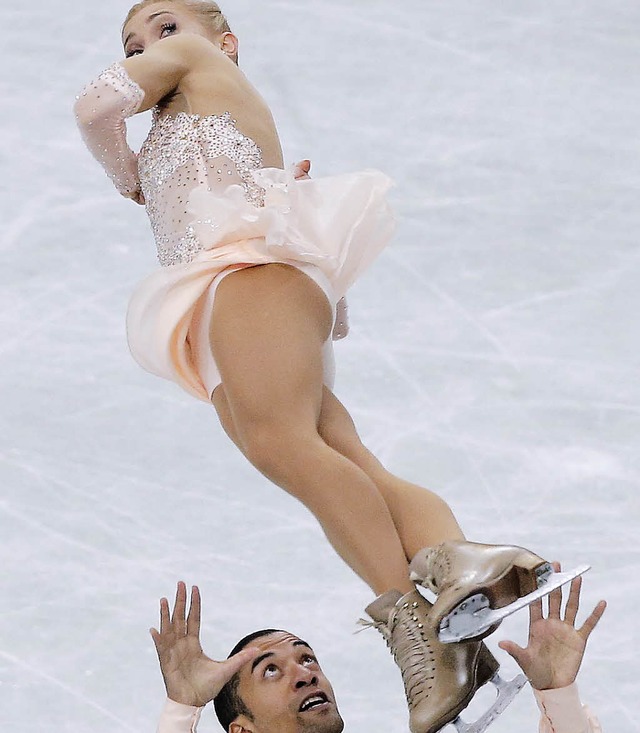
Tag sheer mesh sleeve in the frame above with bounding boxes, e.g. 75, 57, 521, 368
74, 63, 145, 197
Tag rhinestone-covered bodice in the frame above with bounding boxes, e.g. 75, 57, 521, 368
138, 111, 264, 267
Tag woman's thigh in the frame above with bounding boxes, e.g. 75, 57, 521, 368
210, 263, 333, 433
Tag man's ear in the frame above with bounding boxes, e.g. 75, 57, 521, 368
230, 716, 254, 733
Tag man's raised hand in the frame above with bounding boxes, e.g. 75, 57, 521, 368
499, 563, 606, 690
151, 582, 257, 707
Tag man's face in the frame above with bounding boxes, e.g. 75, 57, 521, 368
232, 632, 344, 733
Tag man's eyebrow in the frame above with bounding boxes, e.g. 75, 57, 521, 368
293, 640, 313, 652
250, 640, 314, 673
251, 651, 274, 673
124, 11, 175, 48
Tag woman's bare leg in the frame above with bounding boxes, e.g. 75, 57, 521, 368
209, 264, 413, 595
316, 388, 465, 560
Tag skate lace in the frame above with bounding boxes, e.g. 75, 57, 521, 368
359, 601, 436, 709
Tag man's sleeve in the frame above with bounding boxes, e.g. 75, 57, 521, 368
534, 683, 602, 733
157, 698, 204, 733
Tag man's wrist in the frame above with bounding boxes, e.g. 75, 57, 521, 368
167, 695, 205, 709
158, 699, 203, 733
533, 683, 589, 730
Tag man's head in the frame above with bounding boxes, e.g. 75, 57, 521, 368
214, 630, 344, 733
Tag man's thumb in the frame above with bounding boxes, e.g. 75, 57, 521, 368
498, 639, 525, 661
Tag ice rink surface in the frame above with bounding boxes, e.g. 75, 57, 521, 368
1, 0, 639, 730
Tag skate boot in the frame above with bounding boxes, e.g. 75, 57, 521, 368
409, 540, 589, 644
362, 589, 526, 733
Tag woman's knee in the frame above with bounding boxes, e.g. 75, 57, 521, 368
213, 390, 297, 474
317, 389, 376, 467
237, 420, 319, 482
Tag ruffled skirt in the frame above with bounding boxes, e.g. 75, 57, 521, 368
126, 167, 395, 402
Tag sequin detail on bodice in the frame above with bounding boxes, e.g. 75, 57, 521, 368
138, 111, 264, 267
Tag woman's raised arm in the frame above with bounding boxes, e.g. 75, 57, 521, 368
74, 34, 205, 201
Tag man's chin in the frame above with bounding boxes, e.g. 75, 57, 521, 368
298, 708, 344, 733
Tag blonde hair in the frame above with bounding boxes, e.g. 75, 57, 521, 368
123, 0, 232, 39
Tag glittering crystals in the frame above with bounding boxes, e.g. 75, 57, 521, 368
158, 229, 203, 268
137, 111, 265, 267
74, 63, 145, 196
99, 63, 146, 118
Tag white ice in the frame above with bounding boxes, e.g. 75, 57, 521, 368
1, 1, 639, 731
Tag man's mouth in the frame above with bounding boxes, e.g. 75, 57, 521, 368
299, 692, 330, 712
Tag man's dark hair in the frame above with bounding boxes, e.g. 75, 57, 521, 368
214, 629, 284, 731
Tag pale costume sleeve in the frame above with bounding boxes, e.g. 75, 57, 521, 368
534, 684, 602, 733
74, 63, 145, 196
157, 698, 203, 733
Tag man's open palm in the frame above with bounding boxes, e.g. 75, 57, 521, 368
151, 582, 256, 707
499, 565, 606, 690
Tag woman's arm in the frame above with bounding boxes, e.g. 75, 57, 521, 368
118, 33, 209, 113
74, 34, 211, 200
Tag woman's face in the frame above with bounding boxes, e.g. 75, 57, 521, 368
122, 3, 211, 58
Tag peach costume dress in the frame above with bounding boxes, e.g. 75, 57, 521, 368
75, 63, 395, 401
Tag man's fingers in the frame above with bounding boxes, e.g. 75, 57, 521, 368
159, 597, 170, 634
547, 584, 563, 619
529, 597, 544, 625
150, 627, 163, 654
221, 647, 260, 680
498, 639, 526, 664
563, 576, 582, 626
546, 562, 562, 619
579, 600, 607, 640
187, 585, 201, 638
172, 581, 188, 634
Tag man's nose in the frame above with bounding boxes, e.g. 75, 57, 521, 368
293, 665, 318, 688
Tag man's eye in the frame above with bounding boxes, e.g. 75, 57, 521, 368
302, 655, 317, 666
161, 22, 177, 36
263, 664, 278, 678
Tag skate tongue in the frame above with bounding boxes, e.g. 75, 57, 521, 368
365, 590, 404, 623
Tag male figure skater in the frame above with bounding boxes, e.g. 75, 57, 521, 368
153, 571, 605, 733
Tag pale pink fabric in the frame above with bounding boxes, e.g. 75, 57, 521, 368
75, 63, 394, 402
535, 684, 602, 733
157, 699, 201, 733
126, 167, 395, 401
74, 64, 144, 196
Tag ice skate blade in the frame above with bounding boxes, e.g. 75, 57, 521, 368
439, 565, 590, 644
452, 673, 528, 733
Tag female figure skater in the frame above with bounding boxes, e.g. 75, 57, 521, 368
75, 3, 572, 730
